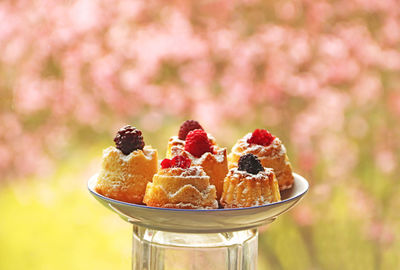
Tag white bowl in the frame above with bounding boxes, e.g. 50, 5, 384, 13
88, 173, 309, 233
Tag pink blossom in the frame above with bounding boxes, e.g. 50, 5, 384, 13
0, 0, 398, 198
375, 149, 396, 174
351, 73, 382, 106
347, 115, 369, 139
275, 1, 299, 21
367, 221, 395, 246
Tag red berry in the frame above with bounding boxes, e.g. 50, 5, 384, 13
171, 155, 191, 169
161, 158, 172, 169
160, 155, 191, 169
247, 129, 275, 146
178, 120, 203, 140
185, 129, 213, 158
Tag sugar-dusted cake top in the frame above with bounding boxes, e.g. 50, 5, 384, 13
102, 145, 156, 162
158, 166, 208, 178
231, 132, 286, 158
228, 153, 274, 180
247, 129, 275, 146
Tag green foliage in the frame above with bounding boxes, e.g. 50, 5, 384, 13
0, 148, 130, 270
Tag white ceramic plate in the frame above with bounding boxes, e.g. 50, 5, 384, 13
88, 173, 309, 233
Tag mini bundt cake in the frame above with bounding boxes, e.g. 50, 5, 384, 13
228, 129, 294, 190
169, 128, 228, 200
95, 125, 158, 204
143, 155, 218, 209
221, 154, 281, 208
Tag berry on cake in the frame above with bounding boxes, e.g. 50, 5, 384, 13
143, 155, 218, 209
166, 120, 216, 158
169, 127, 228, 200
220, 154, 281, 208
95, 125, 158, 204
228, 129, 294, 190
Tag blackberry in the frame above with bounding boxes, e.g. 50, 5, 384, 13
114, 125, 145, 155
238, 154, 264, 174
178, 120, 203, 140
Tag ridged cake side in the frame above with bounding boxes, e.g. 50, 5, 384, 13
220, 168, 281, 208
95, 146, 158, 204
228, 134, 294, 190
143, 167, 218, 209
170, 146, 228, 200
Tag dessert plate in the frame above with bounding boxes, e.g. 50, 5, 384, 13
88, 173, 309, 233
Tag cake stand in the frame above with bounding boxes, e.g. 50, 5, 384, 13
88, 173, 308, 269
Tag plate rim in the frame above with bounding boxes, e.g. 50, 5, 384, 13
88, 172, 309, 212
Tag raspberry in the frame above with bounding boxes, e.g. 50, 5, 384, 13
247, 129, 275, 146
161, 158, 172, 169
171, 155, 191, 168
160, 155, 191, 169
114, 125, 145, 155
185, 129, 213, 158
238, 153, 264, 174
178, 120, 203, 140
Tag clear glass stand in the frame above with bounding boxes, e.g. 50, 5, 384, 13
89, 174, 308, 269
132, 225, 258, 270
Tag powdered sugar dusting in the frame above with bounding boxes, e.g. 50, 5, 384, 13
228, 167, 274, 181
191, 147, 227, 164
169, 136, 185, 145
159, 165, 207, 177
103, 145, 156, 162
231, 133, 286, 158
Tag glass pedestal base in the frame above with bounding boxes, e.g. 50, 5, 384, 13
132, 225, 258, 270
89, 174, 308, 269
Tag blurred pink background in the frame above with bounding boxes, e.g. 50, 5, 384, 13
0, 0, 399, 269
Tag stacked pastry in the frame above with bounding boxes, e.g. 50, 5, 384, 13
228, 129, 294, 190
143, 155, 218, 209
166, 120, 228, 200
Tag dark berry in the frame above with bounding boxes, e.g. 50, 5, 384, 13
247, 129, 275, 146
114, 125, 145, 155
178, 120, 203, 140
238, 154, 264, 174
185, 129, 212, 158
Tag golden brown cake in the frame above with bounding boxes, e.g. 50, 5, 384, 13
95, 146, 158, 203
228, 129, 294, 190
165, 121, 228, 199
95, 126, 158, 204
220, 154, 281, 208
143, 164, 218, 209
170, 145, 227, 200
